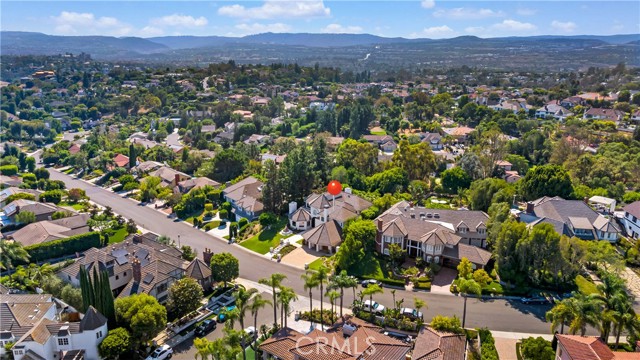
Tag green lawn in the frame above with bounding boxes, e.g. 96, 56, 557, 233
482, 281, 504, 295
575, 275, 600, 295
59, 201, 85, 211
239, 217, 288, 254
308, 257, 329, 271
347, 252, 391, 279
370, 129, 386, 136
106, 227, 129, 244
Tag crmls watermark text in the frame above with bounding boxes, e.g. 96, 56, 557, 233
295, 335, 377, 356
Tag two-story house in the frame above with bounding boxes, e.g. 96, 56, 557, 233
520, 197, 621, 242
421, 132, 444, 151
583, 108, 625, 123
535, 103, 574, 121
555, 334, 638, 360
58, 233, 212, 304
374, 202, 492, 269
622, 201, 640, 240
222, 176, 264, 221
148, 166, 191, 189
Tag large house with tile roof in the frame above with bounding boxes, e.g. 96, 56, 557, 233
1, 200, 65, 225
412, 326, 466, 360
520, 196, 621, 242
259, 315, 411, 360
7, 214, 90, 247
58, 233, 213, 304
0, 293, 107, 360
374, 201, 492, 269
555, 334, 639, 360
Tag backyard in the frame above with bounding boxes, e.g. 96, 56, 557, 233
105, 227, 129, 244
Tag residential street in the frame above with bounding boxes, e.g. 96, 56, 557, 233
49, 168, 572, 334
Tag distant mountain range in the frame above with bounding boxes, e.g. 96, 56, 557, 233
2, 31, 639, 70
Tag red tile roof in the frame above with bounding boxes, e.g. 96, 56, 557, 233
556, 335, 615, 360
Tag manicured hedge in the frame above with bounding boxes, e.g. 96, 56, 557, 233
361, 275, 406, 287
25, 231, 101, 262
0, 165, 18, 176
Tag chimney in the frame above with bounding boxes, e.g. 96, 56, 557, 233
377, 219, 383, 232
175, 174, 180, 185
525, 202, 534, 214
324, 204, 329, 223
131, 258, 141, 283
132, 234, 142, 243
203, 248, 213, 265
15, 206, 20, 214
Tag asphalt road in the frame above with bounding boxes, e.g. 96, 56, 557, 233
50, 168, 559, 334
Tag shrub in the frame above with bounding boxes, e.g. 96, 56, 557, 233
40, 190, 64, 204
238, 217, 248, 229
300, 309, 338, 326
279, 244, 296, 257
24, 232, 101, 262
430, 315, 463, 334
205, 203, 214, 212
478, 328, 499, 360
221, 202, 232, 212
520, 337, 554, 360
219, 209, 228, 220
203, 221, 221, 231
259, 212, 278, 227
0, 165, 18, 176
21, 173, 37, 182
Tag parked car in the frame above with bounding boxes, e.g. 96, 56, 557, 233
361, 279, 381, 288
400, 307, 423, 320
520, 296, 549, 304
244, 326, 256, 339
145, 345, 173, 360
194, 319, 217, 337
362, 299, 386, 314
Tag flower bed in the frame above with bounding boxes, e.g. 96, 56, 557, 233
300, 309, 338, 326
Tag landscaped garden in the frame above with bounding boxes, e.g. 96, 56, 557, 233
239, 217, 289, 255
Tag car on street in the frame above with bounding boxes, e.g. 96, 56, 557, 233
520, 296, 549, 304
244, 326, 256, 339
194, 319, 217, 337
362, 299, 386, 314
400, 307, 423, 320
361, 279, 381, 288
145, 344, 173, 360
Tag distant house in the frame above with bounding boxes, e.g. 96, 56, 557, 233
201, 125, 216, 134
362, 134, 394, 146
68, 143, 81, 155
8, 214, 90, 247
622, 201, 640, 240
380, 139, 398, 153
443, 126, 475, 143
244, 134, 270, 146
131, 160, 163, 175
535, 103, 573, 121
583, 108, 625, 123
631, 110, 640, 123
177, 177, 221, 194
555, 334, 638, 360
0, 187, 40, 206
260, 153, 287, 166
520, 196, 620, 242
1, 199, 62, 225
561, 96, 586, 108
421, 132, 443, 150
148, 166, 191, 189
112, 153, 130, 169
213, 131, 234, 145
413, 326, 466, 360
222, 176, 264, 221
495, 160, 512, 172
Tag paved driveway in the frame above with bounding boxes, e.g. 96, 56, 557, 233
430, 267, 457, 295
281, 247, 322, 269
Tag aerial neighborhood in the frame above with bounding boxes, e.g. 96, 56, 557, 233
1, 36, 640, 360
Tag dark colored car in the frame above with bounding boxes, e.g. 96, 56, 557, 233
520, 296, 549, 304
194, 319, 216, 337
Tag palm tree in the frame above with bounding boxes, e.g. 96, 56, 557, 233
327, 290, 340, 324
567, 293, 604, 336
301, 272, 319, 326
608, 292, 640, 349
194, 337, 212, 360
0, 240, 30, 272
595, 272, 626, 339
30, 263, 53, 284
250, 294, 271, 360
233, 287, 258, 360
546, 299, 574, 334
259, 273, 287, 329
414, 297, 427, 319
458, 278, 481, 328
311, 266, 330, 330
330, 270, 356, 319
277, 286, 297, 329
362, 284, 384, 320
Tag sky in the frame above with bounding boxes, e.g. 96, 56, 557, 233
2, 1, 639, 39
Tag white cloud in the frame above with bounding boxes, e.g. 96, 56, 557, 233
551, 20, 577, 33
491, 19, 537, 32
516, 8, 537, 16
421, 25, 456, 38
138, 26, 165, 37
51, 11, 133, 36
321, 23, 363, 34
433, 7, 504, 20
151, 14, 208, 28
235, 22, 292, 34
218, 1, 330, 19
421, 0, 435, 9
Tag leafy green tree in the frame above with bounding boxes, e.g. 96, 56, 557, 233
200, 149, 247, 182
99, 328, 131, 360
392, 140, 436, 181
280, 145, 319, 204
457, 257, 473, 280
520, 164, 573, 201
34, 167, 50, 180
505, 154, 530, 175
335, 219, 376, 270
472, 269, 492, 287
336, 139, 378, 176
366, 167, 408, 193
114, 294, 167, 344
520, 337, 555, 360
261, 160, 284, 213
468, 178, 509, 212
168, 277, 204, 318
15, 211, 36, 224
458, 278, 481, 328
388, 243, 406, 267
565, 293, 603, 336
25, 156, 36, 173
210, 252, 239, 287
441, 167, 472, 194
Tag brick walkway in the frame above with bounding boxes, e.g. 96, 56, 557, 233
494, 338, 518, 360
621, 267, 640, 300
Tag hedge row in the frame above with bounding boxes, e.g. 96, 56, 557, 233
25, 231, 101, 262
361, 275, 406, 287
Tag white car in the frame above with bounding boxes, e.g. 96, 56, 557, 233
146, 344, 173, 360
400, 307, 423, 320
244, 326, 256, 339
362, 299, 386, 314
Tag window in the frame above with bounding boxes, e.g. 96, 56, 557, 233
115, 275, 119, 280
478, 228, 486, 235
97, 331, 103, 338
383, 248, 389, 255
13, 350, 23, 355
124, 272, 127, 276
58, 338, 69, 346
